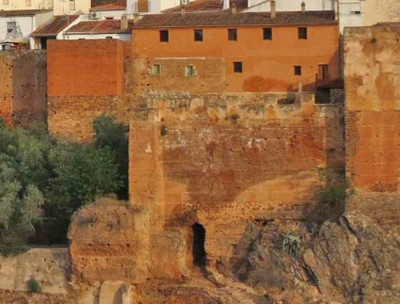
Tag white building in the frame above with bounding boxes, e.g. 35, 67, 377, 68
62, 17, 132, 41
246, 0, 335, 12
126, 0, 181, 14
53, 0, 91, 16
31, 14, 82, 49
244, 0, 400, 32
0, 0, 91, 16
90, 2, 127, 19
0, 9, 53, 50
0, 0, 53, 11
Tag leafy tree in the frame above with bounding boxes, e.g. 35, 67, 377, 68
0, 118, 123, 250
93, 115, 129, 199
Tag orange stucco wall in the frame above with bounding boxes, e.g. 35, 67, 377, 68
345, 25, 400, 192
132, 24, 340, 93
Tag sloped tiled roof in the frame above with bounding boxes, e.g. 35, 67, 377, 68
31, 15, 80, 37
90, 2, 126, 12
134, 10, 337, 28
0, 9, 52, 16
164, 0, 247, 13
65, 19, 133, 34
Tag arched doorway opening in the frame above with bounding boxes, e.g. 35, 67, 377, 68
192, 223, 207, 266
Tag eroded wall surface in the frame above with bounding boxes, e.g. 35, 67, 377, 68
0, 248, 71, 295
345, 24, 400, 192
129, 93, 345, 271
0, 51, 47, 126
362, 0, 400, 26
47, 40, 129, 142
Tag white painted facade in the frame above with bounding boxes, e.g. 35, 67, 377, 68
53, 0, 91, 16
246, 0, 335, 12
62, 32, 131, 41
0, 10, 53, 49
90, 9, 126, 20
0, 0, 53, 11
126, 0, 181, 14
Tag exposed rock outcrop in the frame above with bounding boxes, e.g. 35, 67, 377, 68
231, 206, 400, 303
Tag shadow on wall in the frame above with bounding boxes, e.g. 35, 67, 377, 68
159, 97, 334, 223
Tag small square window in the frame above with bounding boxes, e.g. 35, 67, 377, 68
263, 28, 272, 40
152, 64, 161, 75
160, 30, 169, 42
194, 29, 203, 42
228, 29, 237, 41
185, 65, 196, 77
298, 27, 307, 40
294, 66, 302, 76
234, 62, 243, 73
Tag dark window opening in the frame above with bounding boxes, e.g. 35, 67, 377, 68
263, 27, 272, 40
298, 27, 307, 39
192, 223, 207, 266
160, 30, 169, 42
194, 29, 203, 41
40, 37, 48, 49
234, 62, 243, 73
318, 64, 329, 80
294, 65, 302, 76
228, 28, 237, 41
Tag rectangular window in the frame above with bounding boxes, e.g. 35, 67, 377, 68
298, 27, 307, 40
69, 0, 75, 10
25, 0, 31, 6
263, 28, 272, 40
194, 29, 203, 42
152, 64, 161, 75
106, 36, 113, 39
160, 30, 169, 42
3, 0, 9, 5
234, 62, 243, 73
294, 66, 302, 76
228, 29, 237, 41
185, 65, 196, 77
6, 22, 16, 33
318, 64, 329, 80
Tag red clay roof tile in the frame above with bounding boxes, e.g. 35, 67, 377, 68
134, 10, 337, 28
65, 19, 133, 34
31, 15, 80, 37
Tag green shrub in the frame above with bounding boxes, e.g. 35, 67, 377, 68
281, 233, 301, 257
0, 123, 123, 250
27, 279, 41, 293
93, 115, 129, 200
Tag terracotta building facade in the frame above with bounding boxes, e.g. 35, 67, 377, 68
132, 10, 340, 93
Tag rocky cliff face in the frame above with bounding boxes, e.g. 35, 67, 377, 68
230, 203, 400, 303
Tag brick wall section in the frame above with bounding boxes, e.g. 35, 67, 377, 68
0, 51, 46, 126
47, 40, 128, 96
48, 95, 127, 142
47, 40, 130, 141
0, 54, 13, 125
129, 93, 345, 265
345, 25, 400, 192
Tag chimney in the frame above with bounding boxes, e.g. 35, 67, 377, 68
231, 3, 237, 14
181, 5, 186, 17
121, 14, 128, 31
301, 1, 306, 13
271, 0, 276, 19
133, 13, 140, 24
223, 0, 230, 10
